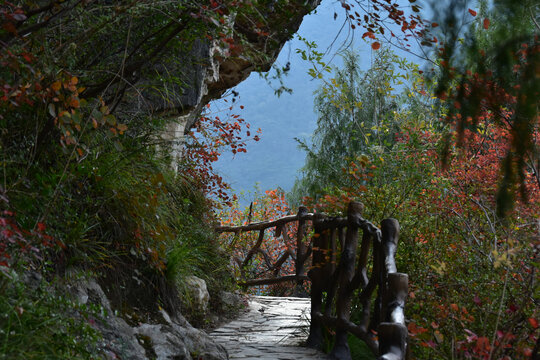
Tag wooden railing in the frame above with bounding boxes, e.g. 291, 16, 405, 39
216, 201, 408, 360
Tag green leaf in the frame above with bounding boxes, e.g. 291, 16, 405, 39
105, 114, 116, 126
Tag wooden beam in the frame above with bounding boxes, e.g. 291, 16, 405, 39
306, 213, 327, 350
238, 274, 308, 287
241, 229, 265, 269
294, 206, 309, 295
216, 213, 314, 232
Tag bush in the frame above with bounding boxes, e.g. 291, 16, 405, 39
0, 270, 101, 360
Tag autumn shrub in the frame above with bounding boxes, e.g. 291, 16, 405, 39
298, 121, 539, 359
0, 38, 240, 358
397, 126, 539, 359
0, 108, 240, 356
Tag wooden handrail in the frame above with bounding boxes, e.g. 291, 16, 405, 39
215, 212, 314, 232
216, 201, 408, 360
238, 274, 309, 287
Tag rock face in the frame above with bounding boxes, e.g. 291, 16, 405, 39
68, 276, 228, 360
183, 275, 211, 314
144, 0, 322, 165
165, 0, 321, 131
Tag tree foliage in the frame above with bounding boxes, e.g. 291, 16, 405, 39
288, 48, 539, 358
291, 48, 430, 203
427, 0, 539, 216
0, 0, 288, 356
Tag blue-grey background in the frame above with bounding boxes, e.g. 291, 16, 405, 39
212, 0, 428, 204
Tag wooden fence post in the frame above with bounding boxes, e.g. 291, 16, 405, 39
323, 227, 340, 317
380, 219, 400, 323
330, 201, 364, 360
378, 323, 408, 360
306, 212, 326, 349
378, 218, 407, 360
385, 273, 408, 324
381, 218, 400, 274
294, 206, 309, 296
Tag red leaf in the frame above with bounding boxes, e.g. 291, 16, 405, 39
529, 317, 539, 329
22, 53, 33, 63
371, 42, 381, 50
362, 31, 375, 39
2, 22, 17, 34
468, 8, 477, 17
36, 222, 46, 232
476, 337, 490, 351
483, 18, 490, 29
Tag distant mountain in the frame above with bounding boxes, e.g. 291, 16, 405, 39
213, 0, 420, 204
213, 0, 371, 201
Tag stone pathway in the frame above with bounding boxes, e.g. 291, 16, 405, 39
210, 296, 328, 359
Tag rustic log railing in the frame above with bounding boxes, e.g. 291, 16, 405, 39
215, 201, 408, 360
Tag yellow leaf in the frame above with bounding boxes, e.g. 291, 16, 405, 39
51, 81, 61, 92
117, 123, 128, 134
69, 98, 80, 108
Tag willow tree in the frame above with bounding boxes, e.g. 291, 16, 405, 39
291, 49, 420, 202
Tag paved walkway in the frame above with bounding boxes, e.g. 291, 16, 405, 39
210, 296, 328, 359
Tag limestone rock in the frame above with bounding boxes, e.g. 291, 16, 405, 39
184, 275, 211, 313
67, 274, 227, 360
220, 291, 244, 308
144, 0, 321, 166
135, 319, 227, 360
67, 275, 147, 359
